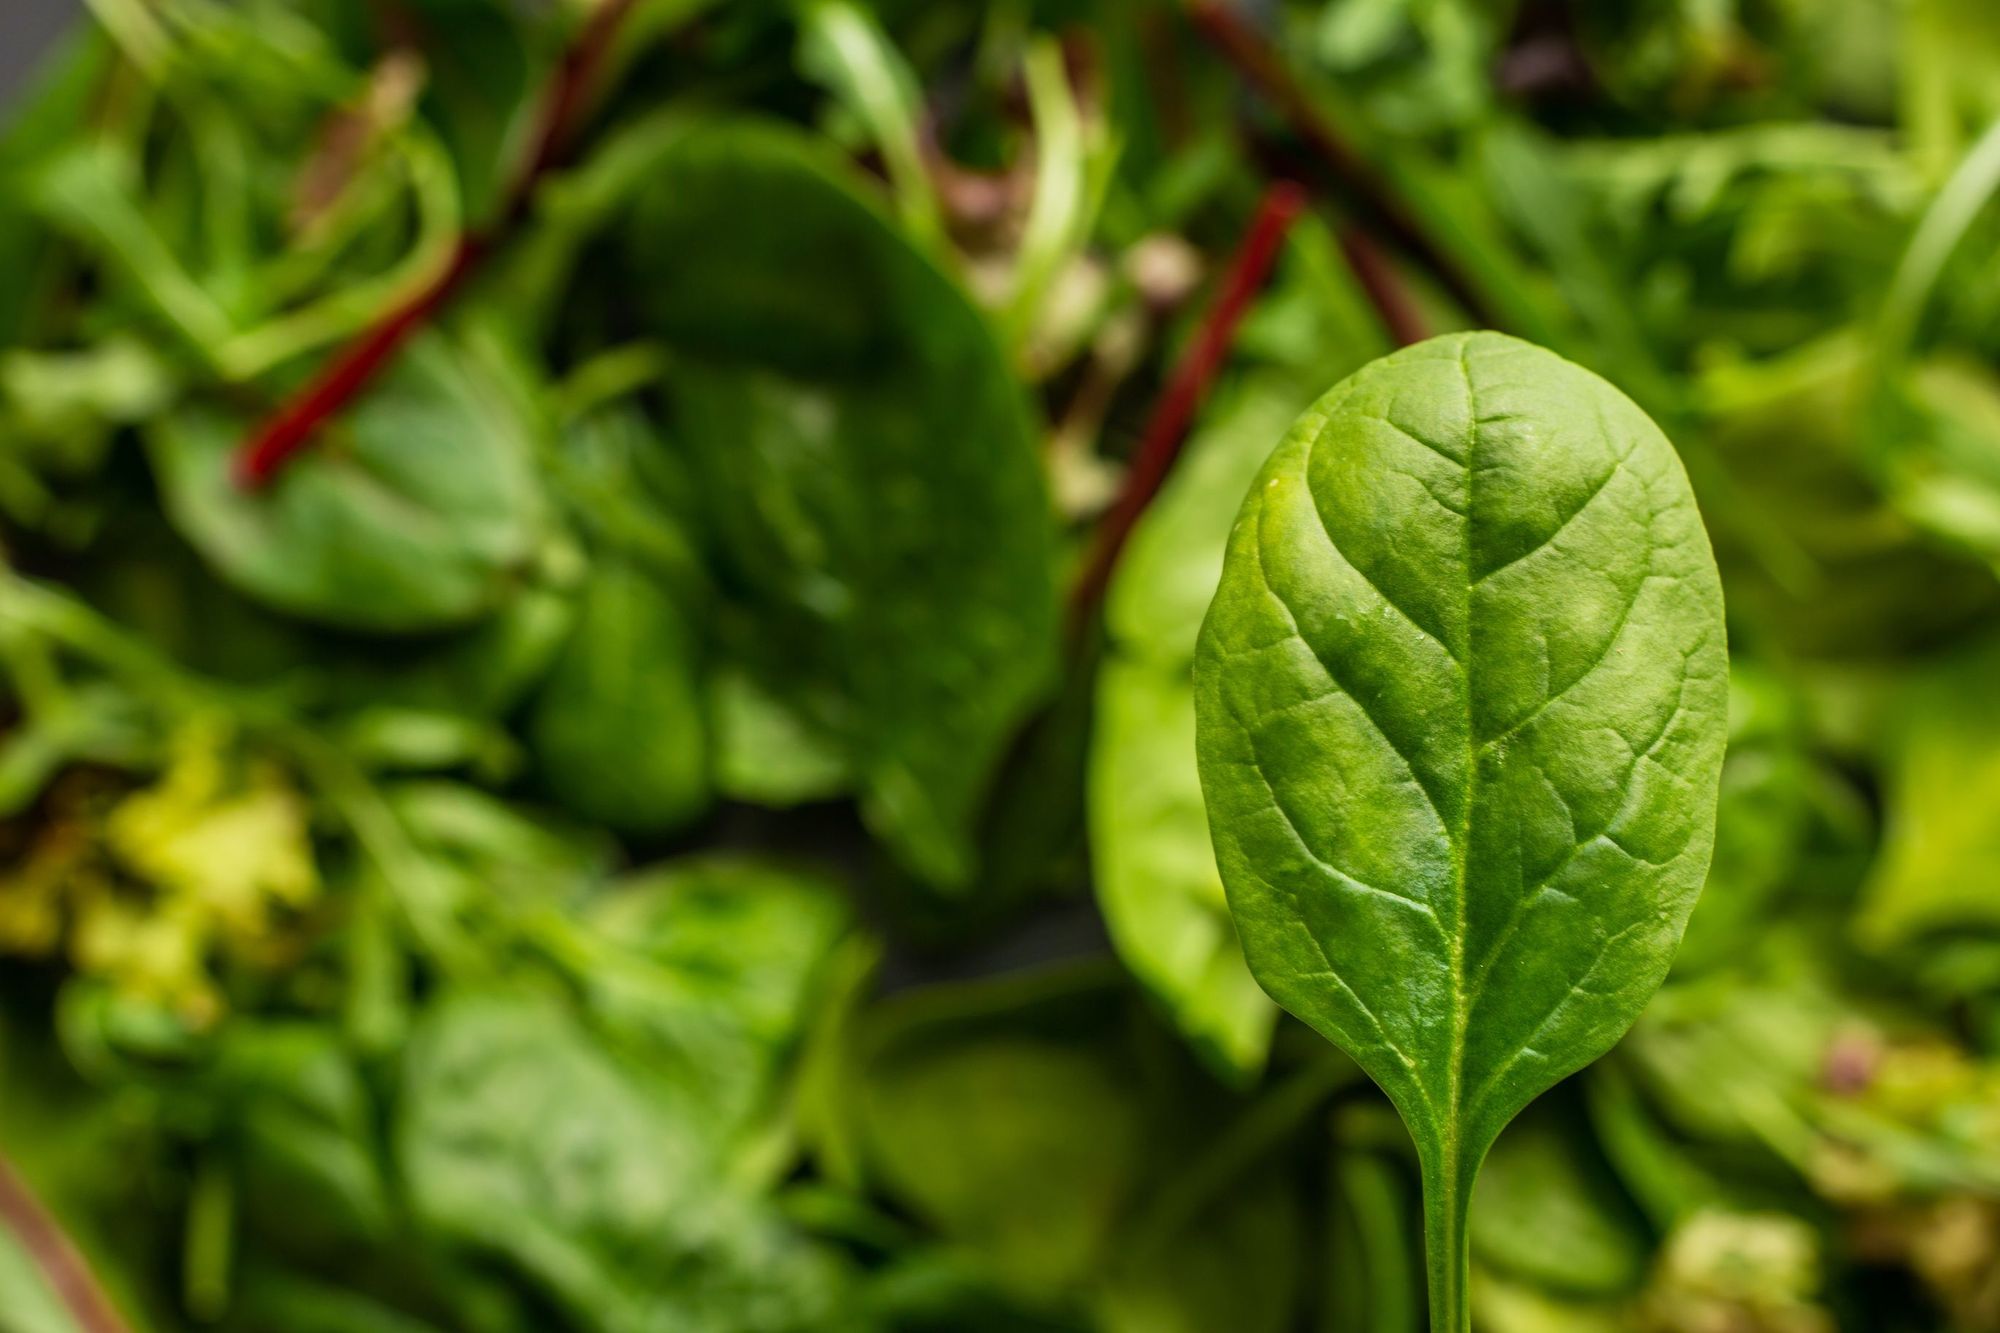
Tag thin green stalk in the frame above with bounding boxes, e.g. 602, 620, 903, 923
798, 0, 942, 246
182, 1155, 233, 1323
1004, 37, 1089, 349
1419, 1147, 1474, 1333
217, 134, 462, 379
1880, 114, 2000, 365
81, 0, 173, 78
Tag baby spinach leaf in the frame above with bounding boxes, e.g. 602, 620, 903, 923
852, 975, 1151, 1301
1877, 356, 2000, 575
315, 581, 577, 721
1090, 377, 1308, 1082
527, 555, 711, 836
1193, 332, 1728, 1331
709, 665, 854, 808
1673, 665, 1819, 974
626, 118, 1059, 891
1696, 336, 2000, 657
398, 990, 856, 1333
148, 333, 544, 634
584, 854, 855, 1136
211, 1024, 395, 1255
1091, 658, 1273, 1082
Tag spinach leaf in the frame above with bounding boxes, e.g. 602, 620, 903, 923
1090, 378, 1308, 1082
1470, 1094, 1649, 1297
626, 119, 1059, 891
584, 854, 855, 1138
1090, 658, 1273, 1081
397, 991, 856, 1333
1193, 332, 1728, 1330
708, 666, 853, 808
1695, 337, 2000, 657
527, 555, 710, 836
211, 1024, 394, 1256
849, 970, 1151, 1301
1858, 633, 2000, 947
1673, 665, 1821, 973
148, 333, 545, 634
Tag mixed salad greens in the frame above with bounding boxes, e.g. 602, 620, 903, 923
2, 0, 2000, 1330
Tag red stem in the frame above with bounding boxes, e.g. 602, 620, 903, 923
1336, 224, 1429, 347
0, 1154, 132, 1333
1185, 0, 1491, 328
233, 0, 641, 489
1068, 180, 1309, 635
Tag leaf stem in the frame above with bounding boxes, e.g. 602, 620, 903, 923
1067, 178, 1307, 636
1335, 223, 1429, 347
0, 1151, 134, 1333
232, 0, 643, 489
1419, 1147, 1474, 1333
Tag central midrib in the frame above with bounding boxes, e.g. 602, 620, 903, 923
1447, 337, 1480, 1180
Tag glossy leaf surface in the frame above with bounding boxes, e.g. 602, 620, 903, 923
1193, 332, 1728, 1328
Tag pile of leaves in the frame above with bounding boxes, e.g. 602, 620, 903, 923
2, 0, 2000, 1330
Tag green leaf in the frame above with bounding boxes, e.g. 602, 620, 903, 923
1473, 1277, 1626, 1333
1674, 666, 1818, 973
849, 969, 1153, 1302
1094, 1160, 1303, 1333
1470, 1094, 1649, 1297
1193, 332, 1728, 1331
627, 119, 1059, 890
584, 854, 854, 1137
1090, 658, 1273, 1083
211, 1024, 394, 1254
397, 990, 856, 1333
1090, 377, 1309, 1082
1107, 378, 1314, 667
1858, 633, 2000, 947
149, 334, 544, 634
709, 666, 853, 808
527, 556, 710, 836
1695, 334, 2000, 657
1878, 356, 2000, 569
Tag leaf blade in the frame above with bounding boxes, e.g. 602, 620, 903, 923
1193, 331, 1727, 1328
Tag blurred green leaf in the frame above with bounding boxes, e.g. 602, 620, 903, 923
398, 989, 859, 1333
627, 119, 1059, 890
1859, 634, 2000, 947
1472, 1095, 1651, 1297
148, 334, 546, 634
849, 969, 1152, 1301
527, 555, 710, 836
